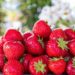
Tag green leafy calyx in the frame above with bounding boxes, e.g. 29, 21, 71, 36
57, 38, 68, 50
34, 60, 46, 73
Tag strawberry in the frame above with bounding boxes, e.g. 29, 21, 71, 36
23, 32, 37, 41
64, 52, 72, 62
48, 57, 66, 75
64, 28, 75, 40
0, 47, 4, 55
23, 32, 33, 41
24, 34, 44, 55
43, 39, 49, 51
0, 55, 4, 71
23, 32, 37, 52
3, 29, 23, 42
0, 36, 4, 48
3, 60, 24, 75
23, 54, 33, 73
29, 57, 48, 75
33, 20, 51, 38
40, 55, 49, 64
50, 29, 67, 40
67, 57, 75, 75
3, 41, 25, 59
40, 55, 49, 72
46, 38, 68, 57
68, 39, 75, 56
0, 47, 4, 71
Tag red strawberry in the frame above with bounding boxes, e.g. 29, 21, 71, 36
0, 36, 4, 48
3, 29, 23, 42
64, 28, 75, 40
3, 41, 25, 59
29, 57, 48, 75
23, 32, 33, 41
40, 55, 49, 72
67, 57, 75, 75
23, 32, 37, 46
3, 60, 24, 75
0, 47, 4, 71
23, 32, 37, 41
50, 29, 67, 40
48, 57, 66, 75
23, 32, 37, 51
46, 38, 68, 57
0, 47, 4, 55
25, 34, 44, 55
68, 40, 75, 56
40, 55, 49, 64
23, 54, 33, 73
64, 52, 72, 62
33, 20, 51, 38
0, 55, 4, 71
43, 39, 49, 51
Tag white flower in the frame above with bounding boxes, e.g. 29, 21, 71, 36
70, 9, 75, 20
40, 6, 51, 15
52, 0, 61, 5
38, 0, 75, 29
68, 24, 75, 31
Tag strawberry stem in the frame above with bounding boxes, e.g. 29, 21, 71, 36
38, 36, 44, 48
51, 57, 59, 61
51, 57, 63, 61
57, 38, 68, 50
34, 60, 46, 73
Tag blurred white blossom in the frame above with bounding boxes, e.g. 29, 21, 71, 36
39, 0, 75, 30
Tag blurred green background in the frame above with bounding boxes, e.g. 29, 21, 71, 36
0, 0, 51, 35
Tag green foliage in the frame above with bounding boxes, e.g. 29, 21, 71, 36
0, 9, 6, 23
0, 0, 4, 5
19, 0, 51, 29
0, 0, 6, 23
56, 18, 73, 28
0, 0, 6, 35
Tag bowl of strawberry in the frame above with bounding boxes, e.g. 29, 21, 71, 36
0, 20, 75, 75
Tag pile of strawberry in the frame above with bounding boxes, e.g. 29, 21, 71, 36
0, 20, 75, 75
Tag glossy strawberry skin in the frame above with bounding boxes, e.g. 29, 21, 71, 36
68, 40, 75, 56
64, 52, 72, 62
23, 32, 37, 52
23, 54, 33, 73
25, 36, 44, 55
67, 59, 75, 75
3, 41, 25, 59
48, 58, 66, 75
3, 29, 23, 42
23, 32, 37, 41
50, 29, 67, 40
0, 55, 4, 71
33, 20, 51, 38
0, 37, 4, 48
43, 39, 49, 51
23, 32, 32, 41
0, 47, 4, 71
40, 55, 49, 64
64, 29, 75, 40
3, 60, 24, 75
40, 55, 49, 72
29, 57, 48, 75
46, 40, 68, 57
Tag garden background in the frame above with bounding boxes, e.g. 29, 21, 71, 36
0, 0, 75, 35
